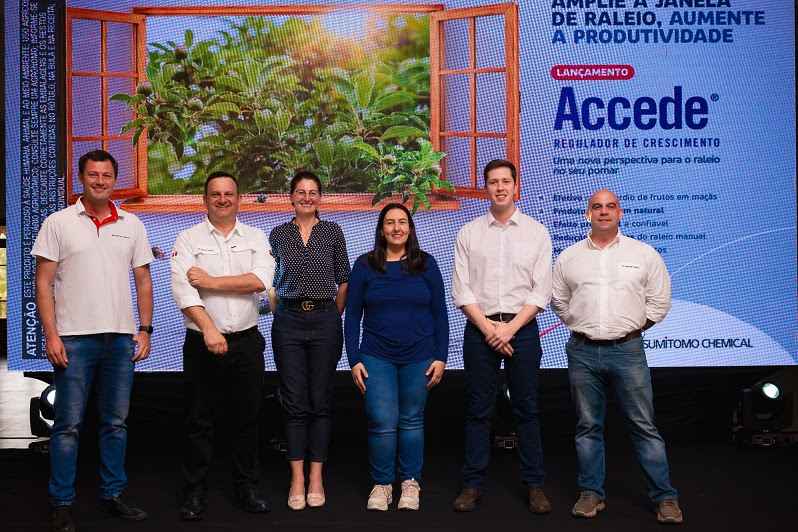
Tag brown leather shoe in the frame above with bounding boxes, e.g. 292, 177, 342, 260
528, 487, 552, 514
453, 488, 480, 512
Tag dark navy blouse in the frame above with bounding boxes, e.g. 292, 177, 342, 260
269, 219, 350, 300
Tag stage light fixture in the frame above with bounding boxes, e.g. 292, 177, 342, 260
40, 385, 56, 419
733, 369, 798, 447
760, 382, 780, 400
29, 384, 56, 438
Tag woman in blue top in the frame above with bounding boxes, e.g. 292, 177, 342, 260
345, 203, 449, 512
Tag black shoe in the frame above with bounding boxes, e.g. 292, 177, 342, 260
235, 486, 270, 513
51, 506, 76, 532
180, 491, 207, 521
100, 495, 148, 521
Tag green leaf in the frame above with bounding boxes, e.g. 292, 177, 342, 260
110, 93, 132, 104
205, 102, 240, 115
274, 110, 291, 135
132, 128, 143, 146
314, 138, 335, 167
352, 141, 379, 160
371, 92, 415, 113
415, 190, 430, 209
253, 109, 271, 130
184, 29, 194, 49
214, 76, 246, 92
149, 42, 172, 53
354, 72, 374, 109
380, 126, 425, 141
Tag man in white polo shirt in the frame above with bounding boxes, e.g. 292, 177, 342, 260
170, 171, 275, 521
452, 159, 553, 515
32, 149, 154, 532
551, 188, 683, 524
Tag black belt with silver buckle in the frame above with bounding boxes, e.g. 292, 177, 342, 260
486, 312, 517, 323
572, 330, 642, 346
280, 299, 335, 312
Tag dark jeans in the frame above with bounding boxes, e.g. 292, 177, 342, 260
182, 327, 265, 493
462, 319, 545, 488
567, 334, 677, 502
272, 305, 342, 462
49, 334, 135, 506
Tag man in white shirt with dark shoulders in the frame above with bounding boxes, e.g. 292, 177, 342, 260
451, 159, 553, 515
551, 188, 683, 524
170, 172, 275, 520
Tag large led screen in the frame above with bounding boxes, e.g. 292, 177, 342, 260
6, 0, 796, 371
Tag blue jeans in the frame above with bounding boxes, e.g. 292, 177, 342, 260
566, 334, 678, 502
362, 354, 432, 484
49, 334, 135, 506
462, 320, 545, 488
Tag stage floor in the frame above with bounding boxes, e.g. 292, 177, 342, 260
2, 436, 796, 531
1, 368, 796, 531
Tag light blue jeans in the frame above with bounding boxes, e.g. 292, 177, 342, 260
566, 335, 678, 502
361, 354, 432, 484
49, 334, 135, 506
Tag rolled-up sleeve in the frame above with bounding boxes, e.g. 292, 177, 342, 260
250, 229, 276, 295
170, 232, 204, 310
451, 226, 477, 308
645, 249, 671, 324
525, 227, 552, 311
550, 256, 571, 324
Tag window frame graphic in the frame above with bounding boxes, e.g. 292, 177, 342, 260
65, 3, 519, 211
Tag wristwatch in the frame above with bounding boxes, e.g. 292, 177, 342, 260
138, 325, 154, 334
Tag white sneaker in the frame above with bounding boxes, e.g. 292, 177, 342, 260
366, 484, 393, 511
397, 479, 421, 511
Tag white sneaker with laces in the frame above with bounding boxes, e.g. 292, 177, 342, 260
397, 479, 421, 511
367, 484, 393, 511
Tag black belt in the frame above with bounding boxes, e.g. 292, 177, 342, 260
486, 312, 517, 323
188, 326, 257, 340
572, 330, 642, 346
279, 299, 335, 312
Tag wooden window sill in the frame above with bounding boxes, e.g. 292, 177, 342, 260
118, 193, 461, 213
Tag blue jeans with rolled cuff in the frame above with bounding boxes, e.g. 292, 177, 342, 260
461, 319, 546, 489
361, 354, 432, 484
49, 333, 135, 506
566, 334, 678, 502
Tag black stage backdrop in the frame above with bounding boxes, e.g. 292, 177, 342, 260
5, 368, 797, 531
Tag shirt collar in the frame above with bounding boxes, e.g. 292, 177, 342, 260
75, 197, 123, 219
205, 216, 242, 237
487, 207, 520, 227
586, 229, 622, 250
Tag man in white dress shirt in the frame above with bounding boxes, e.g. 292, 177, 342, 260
170, 172, 275, 520
551, 189, 683, 524
451, 159, 553, 514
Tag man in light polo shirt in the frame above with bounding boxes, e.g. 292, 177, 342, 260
170, 172, 275, 521
551, 189, 683, 524
33, 149, 154, 532
451, 159, 553, 515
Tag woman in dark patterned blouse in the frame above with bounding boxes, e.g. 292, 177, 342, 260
269, 171, 350, 510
